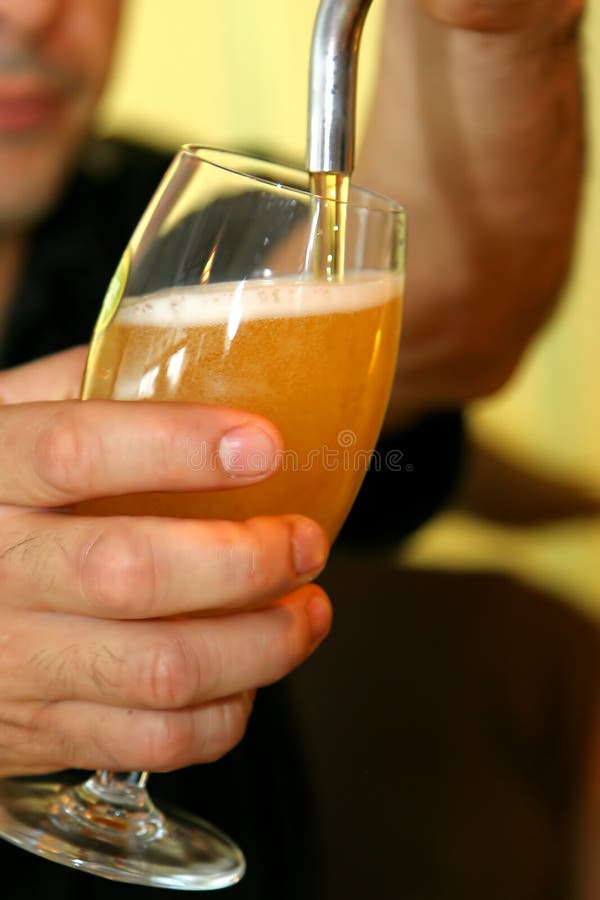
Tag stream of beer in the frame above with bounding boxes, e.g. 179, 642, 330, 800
309, 171, 350, 280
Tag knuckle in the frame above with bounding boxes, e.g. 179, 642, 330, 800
200, 697, 250, 764
220, 521, 260, 574
230, 521, 272, 593
81, 526, 159, 617
219, 518, 294, 601
145, 711, 197, 771
144, 629, 201, 710
33, 408, 96, 502
150, 697, 250, 771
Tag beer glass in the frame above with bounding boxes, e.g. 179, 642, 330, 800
0, 147, 405, 889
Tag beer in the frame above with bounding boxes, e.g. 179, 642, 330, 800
81, 274, 402, 539
309, 171, 349, 279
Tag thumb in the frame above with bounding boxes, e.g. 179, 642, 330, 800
0, 345, 89, 404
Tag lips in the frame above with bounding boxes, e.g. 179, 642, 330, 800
0, 83, 63, 132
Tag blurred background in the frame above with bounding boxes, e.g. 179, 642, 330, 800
97, 0, 600, 623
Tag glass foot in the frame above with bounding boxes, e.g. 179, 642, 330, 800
0, 776, 245, 890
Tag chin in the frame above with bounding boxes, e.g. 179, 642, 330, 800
0, 130, 86, 231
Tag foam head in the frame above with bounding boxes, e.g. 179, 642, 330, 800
117, 274, 403, 328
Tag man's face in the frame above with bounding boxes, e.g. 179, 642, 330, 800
0, 0, 122, 231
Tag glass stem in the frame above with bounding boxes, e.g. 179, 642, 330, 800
49, 771, 165, 844
95, 770, 149, 790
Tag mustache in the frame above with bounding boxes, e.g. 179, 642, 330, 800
0, 46, 79, 92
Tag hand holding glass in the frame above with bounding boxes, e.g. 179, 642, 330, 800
0, 148, 405, 889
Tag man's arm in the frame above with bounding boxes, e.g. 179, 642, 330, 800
355, 0, 584, 427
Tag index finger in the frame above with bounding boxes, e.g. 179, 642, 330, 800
0, 399, 284, 507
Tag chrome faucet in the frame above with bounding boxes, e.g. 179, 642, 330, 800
307, 0, 375, 175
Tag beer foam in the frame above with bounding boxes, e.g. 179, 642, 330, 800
117, 274, 402, 327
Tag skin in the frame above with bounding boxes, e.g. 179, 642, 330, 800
0, 0, 586, 776
452, 436, 600, 526
0, 0, 121, 227
0, 346, 331, 776
0, 1, 333, 777
356, 0, 584, 428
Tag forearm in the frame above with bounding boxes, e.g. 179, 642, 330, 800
356, 0, 585, 426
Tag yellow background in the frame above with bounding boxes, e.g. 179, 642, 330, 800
97, 1, 600, 621
97, 0, 384, 165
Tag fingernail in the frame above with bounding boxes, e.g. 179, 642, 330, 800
292, 517, 329, 576
306, 591, 332, 645
219, 425, 279, 478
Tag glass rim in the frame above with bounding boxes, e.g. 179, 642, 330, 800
180, 144, 406, 217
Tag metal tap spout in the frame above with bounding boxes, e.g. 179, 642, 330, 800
307, 0, 374, 175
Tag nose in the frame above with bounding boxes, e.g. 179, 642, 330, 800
0, 0, 62, 40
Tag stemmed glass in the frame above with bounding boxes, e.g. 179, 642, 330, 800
0, 147, 405, 889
